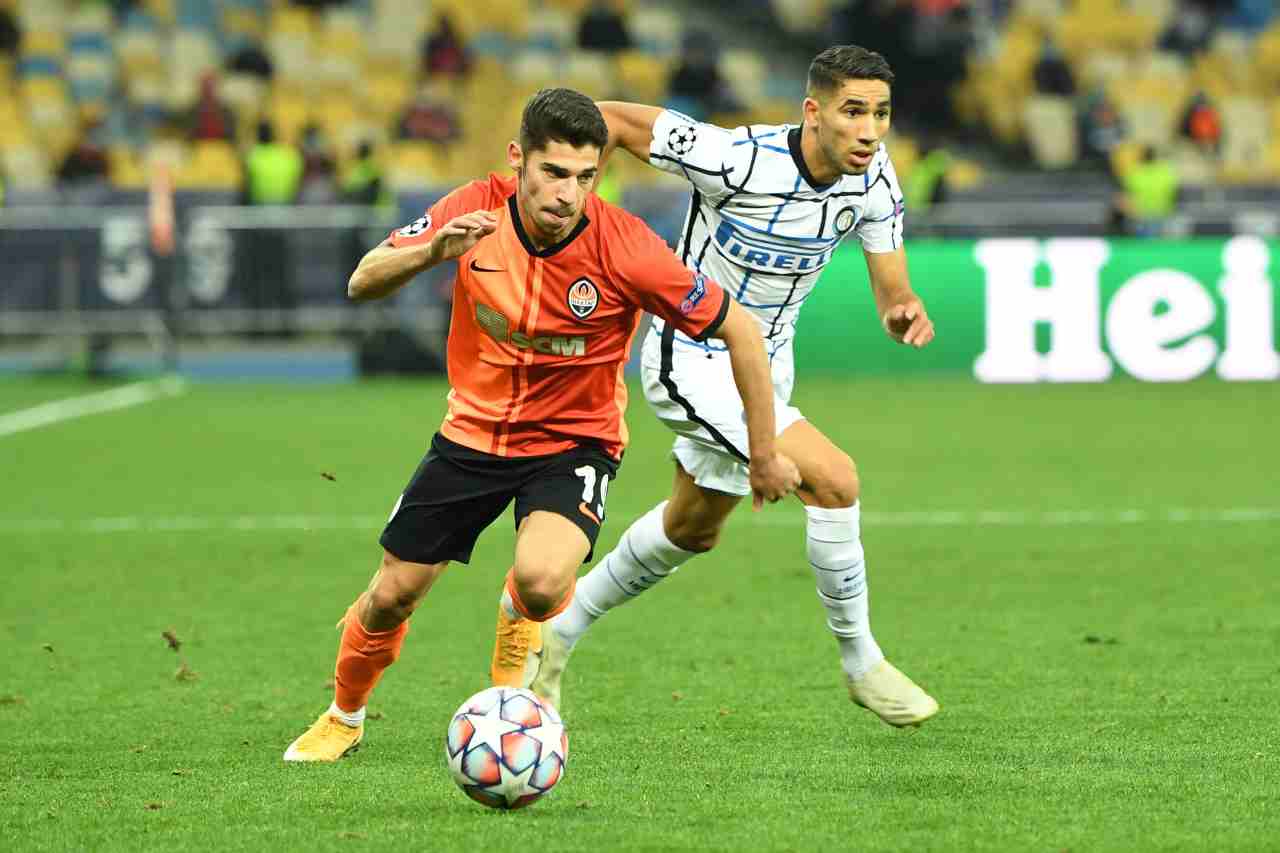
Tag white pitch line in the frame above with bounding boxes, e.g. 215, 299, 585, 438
0, 508, 1277, 535
0, 377, 187, 438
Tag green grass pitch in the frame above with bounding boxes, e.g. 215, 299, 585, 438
1, 373, 1277, 851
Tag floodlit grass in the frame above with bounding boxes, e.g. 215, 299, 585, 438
2, 375, 1277, 851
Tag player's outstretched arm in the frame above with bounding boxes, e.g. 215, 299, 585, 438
864, 247, 935, 348
709, 300, 802, 508
347, 211, 497, 301
596, 101, 663, 165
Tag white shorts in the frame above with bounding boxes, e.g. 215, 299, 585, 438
640, 323, 804, 496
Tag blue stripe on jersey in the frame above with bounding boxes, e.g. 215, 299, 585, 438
766, 175, 804, 232
736, 269, 753, 301
731, 127, 788, 145
714, 220, 836, 258
718, 210, 842, 245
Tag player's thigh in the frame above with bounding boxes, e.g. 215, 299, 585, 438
777, 419, 859, 507
512, 444, 617, 569
379, 435, 518, 566
511, 511, 591, 601
664, 461, 743, 552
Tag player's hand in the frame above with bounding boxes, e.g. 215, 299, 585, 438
432, 211, 498, 261
882, 298, 935, 348
749, 452, 802, 511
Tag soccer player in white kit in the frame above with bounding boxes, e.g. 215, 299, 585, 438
492, 46, 940, 726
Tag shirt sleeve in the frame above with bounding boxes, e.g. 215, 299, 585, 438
855, 154, 906, 253
386, 179, 497, 249
604, 210, 730, 341
648, 109, 737, 199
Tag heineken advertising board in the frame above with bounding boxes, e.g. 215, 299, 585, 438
793, 237, 1280, 382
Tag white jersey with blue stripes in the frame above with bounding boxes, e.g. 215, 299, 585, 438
647, 108, 905, 351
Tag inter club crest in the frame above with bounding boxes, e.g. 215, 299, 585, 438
567, 277, 600, 319
833, 206, 859, 235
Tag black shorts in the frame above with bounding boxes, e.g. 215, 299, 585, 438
379, 433, 619, 566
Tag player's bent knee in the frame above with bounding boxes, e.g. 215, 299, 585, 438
368, 554, 437, 622
511, 559, 574, 621
806, 453, 860, 508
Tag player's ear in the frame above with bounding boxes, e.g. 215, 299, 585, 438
802, 95, 821, 128
507, 141, 524, 174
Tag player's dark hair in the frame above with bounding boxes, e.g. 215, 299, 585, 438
519, 88, 609, 155
807, 45, 894, 97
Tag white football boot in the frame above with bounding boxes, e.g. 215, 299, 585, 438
848, 660, 939, 728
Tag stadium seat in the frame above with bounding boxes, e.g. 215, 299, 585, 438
614, 50, 669, 104
771, 0, 833, 33
721, 50, 767, 108
20, 29, 66, 58
222, 6, 264, 41
526, 7, 576, 53
508, 50, 558, 87
177, 140, 244, 190
1, 144, 53, 189
1023, 95, 1078, 169
630, 7, 681, 56
1078, 52, 1130, 90
388, 141, 453, 190
562, 51, 617, 100
1220, 96, 1269, 174
363, 70, 413, 122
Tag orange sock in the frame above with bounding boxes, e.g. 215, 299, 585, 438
333, 600, 409, 713
505, 570, 575, 623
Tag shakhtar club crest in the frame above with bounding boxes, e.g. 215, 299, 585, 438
567, 278, 600, 319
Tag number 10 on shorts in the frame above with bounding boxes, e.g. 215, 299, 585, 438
574, 465, 609, 525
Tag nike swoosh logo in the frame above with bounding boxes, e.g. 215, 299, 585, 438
469, 259, 504, 273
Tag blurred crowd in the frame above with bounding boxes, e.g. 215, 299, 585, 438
1, 0, 1277, 225
0, 0, 793, 206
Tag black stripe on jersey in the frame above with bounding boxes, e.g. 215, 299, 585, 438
694, 234, 712, 270
659, 324, 749, 464
768, 274, 803, 339
651, 152, 732, 179
678, 190, 701, 264
816, 201, 829, 237
715, 126, 762, 210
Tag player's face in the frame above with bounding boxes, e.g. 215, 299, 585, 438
807, 78, 892, 176
508, 140, 600, 245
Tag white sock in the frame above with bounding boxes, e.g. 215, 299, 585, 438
328, 701, 365, 727
553, 501, 695, 649
806, 503, 884, 681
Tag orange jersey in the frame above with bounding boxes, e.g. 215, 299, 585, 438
389, 173, 729, 460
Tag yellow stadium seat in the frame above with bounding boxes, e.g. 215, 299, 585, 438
1023, 95, 1078, 169
108, 145, 148, 189
19, 75, 66, 105
614, 51, 671, 104
316, 95, 358, 138
144, 0, 175, 26
270, 6, 315, 35
364, 71, 413, 121
223, 8, 264, 41
268, 89, 309, 145
388, 141, 452, 189
2, 144, 53, 189
178, 141, 244, 190
20, 29, 65, 57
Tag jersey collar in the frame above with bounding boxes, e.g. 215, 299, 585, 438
788, 126, 835, 193
508, 194, 590, 258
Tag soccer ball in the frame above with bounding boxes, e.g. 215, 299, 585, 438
445, 686, 568, 809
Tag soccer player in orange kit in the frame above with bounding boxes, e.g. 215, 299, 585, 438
284, 88, 800, 761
